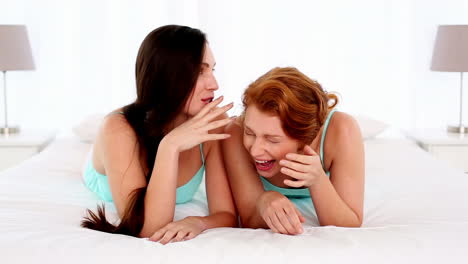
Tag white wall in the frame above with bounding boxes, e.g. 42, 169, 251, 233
198, 0, 413, 126
0, 0, 467, 132
0, 0, 197, 131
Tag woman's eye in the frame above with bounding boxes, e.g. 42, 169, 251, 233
244, 131, 254, 136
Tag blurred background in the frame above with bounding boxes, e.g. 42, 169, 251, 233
1, 0, 467, 132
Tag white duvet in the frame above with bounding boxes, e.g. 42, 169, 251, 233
1, 135, 468, 263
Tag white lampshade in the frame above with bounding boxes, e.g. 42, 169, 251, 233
431, 25, 468, 72
0, 25, 35, 71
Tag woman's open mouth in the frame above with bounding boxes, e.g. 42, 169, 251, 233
255, 159, 276, 171
201, 97, 213, 104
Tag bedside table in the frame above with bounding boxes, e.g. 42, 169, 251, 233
406, 128, 468, 172
0, 131, 56, 171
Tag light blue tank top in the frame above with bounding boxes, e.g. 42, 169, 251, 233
83, 145, 205, 204
260, 109, 337, 198
83, 112, 205, 204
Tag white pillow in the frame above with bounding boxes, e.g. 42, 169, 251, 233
72, 113, 105, 143
353, 115, 388, 140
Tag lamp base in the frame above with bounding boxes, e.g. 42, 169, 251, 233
447, 125, 468, 134
0, 126, 20, 135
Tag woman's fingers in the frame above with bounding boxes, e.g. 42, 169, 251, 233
294, 207, 306, 223
262, 196, 305, 235
184, 232, 196, 241
172, 230, 189, 243
149, 228, 165, 242
200, 103, 234, 124
285, 152, 315, 165
281, 167, 306, 180
283, 179, 306, 188
269, 213, 288, 234
193, 96, 224, 119
283, 206, 303, 234
201, 133, 231, 143
159, 229, 178, 245
203, 117, 234, 132
279, 159, 309, 173
264, 216, 279, 233
275, 210, 297, 235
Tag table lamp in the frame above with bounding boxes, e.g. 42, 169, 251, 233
0, 25, 35, 135
431, 25, 468, 134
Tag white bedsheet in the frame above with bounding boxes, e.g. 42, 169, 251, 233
1, 135, 468, 263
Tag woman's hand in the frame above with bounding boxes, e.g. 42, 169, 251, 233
149, 216, 206, 244
256, 191, 305, 235
163, 96, 234, 152
280, 145, 326, 188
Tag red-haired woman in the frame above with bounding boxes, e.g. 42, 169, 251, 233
223, 67, 365, 235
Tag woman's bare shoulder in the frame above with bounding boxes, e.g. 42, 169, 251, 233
96, 111, 138, 147
224, 117, 243, 137
92, 110, 140, 173
104, 112, 131, 131
325, 111, 363, 160
328, 111, 361, 138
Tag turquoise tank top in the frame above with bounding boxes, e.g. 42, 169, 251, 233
83, 113, 205, 204
260, 109, 337, 198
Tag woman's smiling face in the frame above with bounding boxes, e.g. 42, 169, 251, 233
243, 104, 301, 178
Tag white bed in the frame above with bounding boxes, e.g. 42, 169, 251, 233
1, 131, 468, 263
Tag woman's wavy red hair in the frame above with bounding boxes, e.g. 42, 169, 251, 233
242, 67, 338, 145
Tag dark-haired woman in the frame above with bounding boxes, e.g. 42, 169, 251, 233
223, 67, 365, 235
81, 25, 236, 244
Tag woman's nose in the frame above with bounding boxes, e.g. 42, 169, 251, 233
206, 74, 218, 91
250, 139, 265, 157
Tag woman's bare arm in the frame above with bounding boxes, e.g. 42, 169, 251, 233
310, 112, 365, 227
222, 121, 268, 228
201, 137, 237, 229
98, 115, 179, 237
